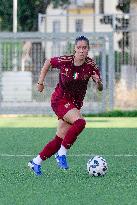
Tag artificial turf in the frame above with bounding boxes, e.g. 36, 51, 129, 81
0, 117, 137, 205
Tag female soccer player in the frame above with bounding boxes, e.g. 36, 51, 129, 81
28, 36, 103, 175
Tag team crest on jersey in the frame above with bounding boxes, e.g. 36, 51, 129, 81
62, 68, 69, 77
65, 68, 69, 74
73, 72, 79, 80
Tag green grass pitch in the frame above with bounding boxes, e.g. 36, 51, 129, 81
0, 116, 137, 205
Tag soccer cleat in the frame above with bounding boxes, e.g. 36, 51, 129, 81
28, 160, 42, 176
55, 153, 69, 170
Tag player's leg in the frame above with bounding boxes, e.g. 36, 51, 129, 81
55, 119, 72, 169
38, 119, 71, 160
62, 108, 86, 148
28, 119, 71, 175
56, 108, 86, 169
56, 119, 72, 140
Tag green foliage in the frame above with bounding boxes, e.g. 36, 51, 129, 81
52, 0, 70, 8
116, 0, 130, 13
0, 0, 13, 31
0, 0, 70, 31
64, 41, 74, 55
115, 51, 129, 73
1, 42, 22, 71
84, 110, 137, 117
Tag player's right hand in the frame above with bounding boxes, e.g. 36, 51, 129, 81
37, 83, 44, 92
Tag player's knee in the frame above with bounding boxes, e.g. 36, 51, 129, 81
56, 126, 70, 139
56, 130, 65, 139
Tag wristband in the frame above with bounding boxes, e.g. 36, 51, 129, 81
37, 82, 44, 85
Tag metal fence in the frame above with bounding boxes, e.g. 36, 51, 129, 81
0, 14, 137, 115
0, 32, 115, 114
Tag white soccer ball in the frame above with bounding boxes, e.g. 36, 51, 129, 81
87, 156, 108, 176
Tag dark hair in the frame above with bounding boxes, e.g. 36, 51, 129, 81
75, 36, 89, 48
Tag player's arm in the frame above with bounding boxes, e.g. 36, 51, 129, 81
37, 59, 51, 92
91, 71, 103, 91
90, 59, 103, 91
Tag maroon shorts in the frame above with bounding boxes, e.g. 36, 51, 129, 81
51, 97, 76, 119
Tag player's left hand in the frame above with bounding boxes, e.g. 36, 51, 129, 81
91, 71, 103, 91
91, 71, 100, 83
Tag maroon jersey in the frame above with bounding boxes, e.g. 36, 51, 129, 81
50, 55, 101, 109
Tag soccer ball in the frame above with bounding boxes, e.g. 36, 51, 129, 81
87, 156, 108, 176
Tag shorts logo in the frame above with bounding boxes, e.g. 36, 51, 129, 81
64, 102, 70, 108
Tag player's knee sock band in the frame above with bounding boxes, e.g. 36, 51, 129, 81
62, 119, 86, 149
39, 135, 63, 160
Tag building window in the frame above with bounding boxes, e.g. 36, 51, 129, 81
99, 0, 104, 14
52, 43, 60, 56
53, 21, 60, 32
75, 19, 83, 32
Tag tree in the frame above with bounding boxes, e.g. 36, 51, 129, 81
0, 0, 70, 31
0, 0, 13, 31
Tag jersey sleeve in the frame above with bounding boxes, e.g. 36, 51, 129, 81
50, 57, 60, 69
50, 55, 73, 69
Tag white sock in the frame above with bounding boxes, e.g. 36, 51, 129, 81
58, 145, 67, 156
33, 155, 43, 165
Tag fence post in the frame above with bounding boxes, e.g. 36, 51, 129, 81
108, 33, 115, 110
101, 39, 107, 112
0, 43, 2, 108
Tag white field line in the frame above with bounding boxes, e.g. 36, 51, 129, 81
1, 153, 137, 157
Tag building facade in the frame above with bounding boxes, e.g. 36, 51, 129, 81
38, 0, 122, 58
